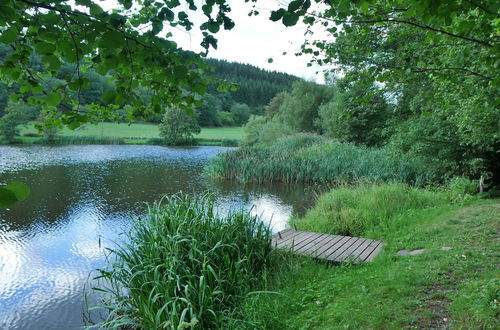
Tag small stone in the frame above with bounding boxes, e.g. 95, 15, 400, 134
409, 249, 426, 255
397, 250, 410, 256
441, 246, 453, 251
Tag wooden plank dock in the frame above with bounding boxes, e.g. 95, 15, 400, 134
271, 229, 384, 263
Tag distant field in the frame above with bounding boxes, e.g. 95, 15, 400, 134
20, 122, 245, 141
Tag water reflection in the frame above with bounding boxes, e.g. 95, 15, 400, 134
0, 145, 316, 329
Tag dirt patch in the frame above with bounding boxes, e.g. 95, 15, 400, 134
452, 203, 500, 222
417, 283, 452, 328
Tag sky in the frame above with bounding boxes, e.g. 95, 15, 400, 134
167, 0, 328, 82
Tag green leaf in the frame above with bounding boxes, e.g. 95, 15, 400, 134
99, 30, 125, 49
283, 13, 299, 27
46, 92, 61, 106
103, 90, 117, 104
173, 66, 188, 80
42, 55, 61, 71
288, 0, 303, 12
0, 188, 17, 208
4, 181, 30, 201
270, 9, 286, 22
0, 27, 17, 44
35, 42, 56, 55
0, 181, 30, 208
67, 121, 81, 130
207, 21, 219, 33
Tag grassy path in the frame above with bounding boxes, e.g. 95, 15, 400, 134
245, 200, 499, 329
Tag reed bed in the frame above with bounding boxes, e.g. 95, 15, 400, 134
34, 136, 125, 145
91, 194, 274, 329
206, 133, 437, 186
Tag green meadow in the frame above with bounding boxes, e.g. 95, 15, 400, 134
17, 122, 245, 145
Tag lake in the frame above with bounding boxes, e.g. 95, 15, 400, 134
0, 145, 315, 329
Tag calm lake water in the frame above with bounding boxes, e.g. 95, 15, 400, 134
0, 145, 315, 330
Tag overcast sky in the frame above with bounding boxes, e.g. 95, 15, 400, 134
168, 0, 328, 82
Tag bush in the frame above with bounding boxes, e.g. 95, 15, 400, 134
276, 81, 335, 132
145, 137, 165, 145
447, 176, 477, 195
91, 194, 274, 329
0, 102, 36, 143
159, 107, 201, 145
230, 103, 251, 125
447, 176, 478, 203
243, 116, 293, 147
221, 138, 238, 147
23, 132, 41, 137
289, 183, 451, 236
217, 111, 235, 126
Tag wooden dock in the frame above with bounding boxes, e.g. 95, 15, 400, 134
271, 229, 384, 263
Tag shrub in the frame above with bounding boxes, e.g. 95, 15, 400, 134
243, 116, 294, 147
91, 194, 274, 329
145, 137, 165, 145
217, 111, 235, 126
289, 183, 451, 236
447, 176, 477, 195
230, 103, 251, 125
276, 80, 335, 132
221, 138, 238, 147
447, 176, 478, 203
159, 107, 201, 145
0, 102, 35, 143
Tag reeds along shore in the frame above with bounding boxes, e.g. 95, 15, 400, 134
206, 134, 437, 186
91, 194, 274, 329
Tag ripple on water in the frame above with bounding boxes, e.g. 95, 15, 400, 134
0, 145, 312, 329
0, 145, 229, 174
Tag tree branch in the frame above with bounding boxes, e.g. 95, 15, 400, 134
17, 0, 153, 49
314, 13, 494, 48
412, 67, 492, 81
465, 0, 498, 16
60, 13, 82, 106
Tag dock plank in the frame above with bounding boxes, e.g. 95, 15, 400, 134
272, 230, 383, 264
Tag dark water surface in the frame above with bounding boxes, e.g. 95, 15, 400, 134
0, 145, 315, 330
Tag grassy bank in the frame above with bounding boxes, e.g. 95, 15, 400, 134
12, 122, 244, 146
91, 194, 274, 328
240, 185, 499, 329
91, 184, 498, 328
206, 133, 437, 186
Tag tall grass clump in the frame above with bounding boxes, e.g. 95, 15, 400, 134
289, 183, 454, 236
206, 133, 436, 186
91, 194, 273, 329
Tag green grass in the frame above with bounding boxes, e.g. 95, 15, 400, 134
21, 121, 161, 138
206, 133, 437, 186
90, 194, 275, 329
196, 127, 245, 140
17, 122, 244, 145
289, 183, 454, 236
241, 196, 499, 329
